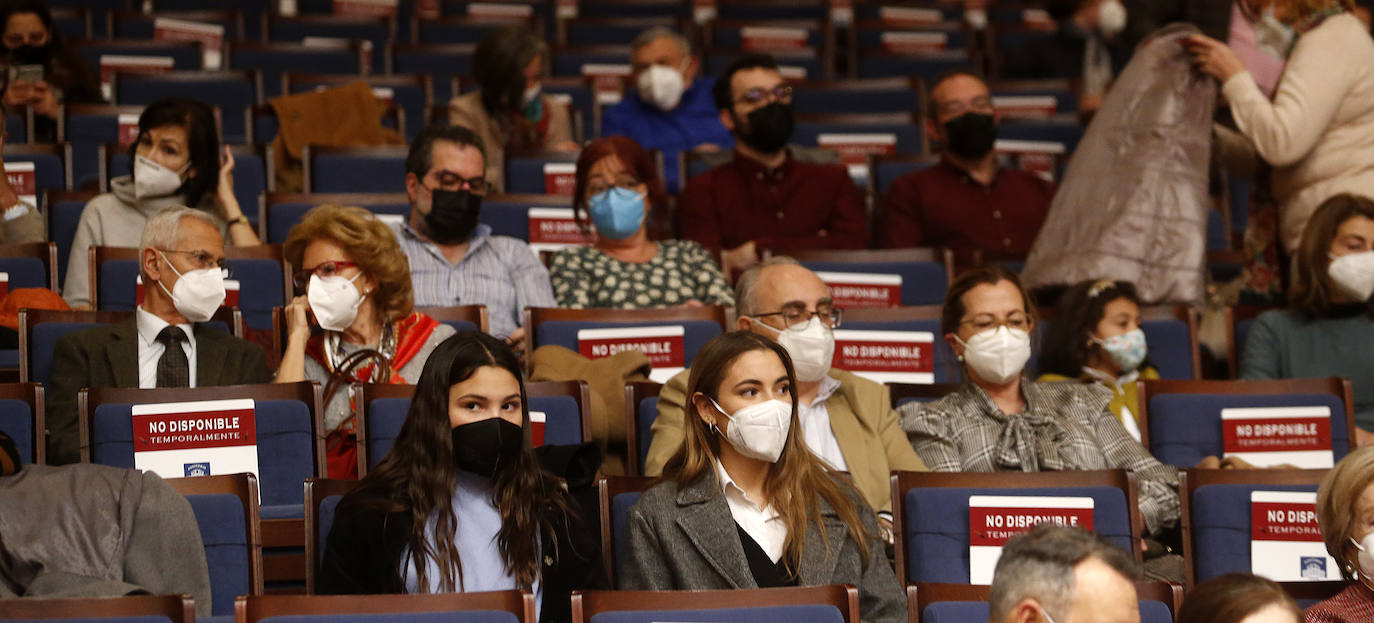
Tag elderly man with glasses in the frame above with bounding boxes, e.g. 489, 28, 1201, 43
643, 256, 926, 530
677, 54, 868, 278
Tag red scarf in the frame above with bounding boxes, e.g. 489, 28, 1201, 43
306, 312, 441, 479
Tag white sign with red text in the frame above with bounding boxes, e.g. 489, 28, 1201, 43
467, 2, 533, 18
5, 161, 35, 208
815, 271, 902, 308
817, 133, 896, 182
1222, 406, 1334, 468
527, 207, 593, 254
1251, 490, 1339, 581
832, 330, 934, 384
132, 399, 259, 480
881, 31, 949, 53
581, 63, 631, 104
969, 495, 1095, 584
995, 139, 1064, 182
544, 163, 576, 196
0, 272, 10, 299
992, 96, 1058, 119
153, 17, 223, 70
118, 113, 141, 146
578, 325, 685, 383
333, 0, 399, 18
99, 55, 174, 101
530, 410, 546, 447
741, 27, 808, 52
878, 6, 943, 25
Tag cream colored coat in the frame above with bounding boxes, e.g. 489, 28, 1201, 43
643, 368, 926, 512
447, 91, 572, 195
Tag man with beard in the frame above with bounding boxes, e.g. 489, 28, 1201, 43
392, 123, 553, 348
879, 71, 1054, 267
677, 54, 867, 276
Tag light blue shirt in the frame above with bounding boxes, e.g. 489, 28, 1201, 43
387, 221, 555, 339
402, 471, 543, 617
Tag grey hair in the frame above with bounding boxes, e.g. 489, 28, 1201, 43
987, 525, 1142, 623
139, 207, 222, 274
734, 255, 803, 317
631, 26, 691, 57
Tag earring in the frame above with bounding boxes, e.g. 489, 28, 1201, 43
708, 420, 721, 436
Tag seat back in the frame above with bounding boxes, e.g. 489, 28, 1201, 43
478, 194, 582, 247
45, 190, 99, 286
263, 192, 410, 243
913, 582, 1178, 623
506, 150, 581, 195
228, 41, 365, 99
305, 145, 409, 193
597, 475, 656, 584
791, 248, 953, 307
90, 245, 287, 331
236, 591, 534, 623
266, 15, 391, 74
1139, 305, 1201, 380
355, 383, 414, 474
856, 48, 969, 80
843, 306, 962, 383
82, 383, 323, 518
165, 472, 264, 616
391, 43, 474, 101
527, 380, 592, 447
793, 78, 921, 116
0, 241, 58, 292
0, 594, 196, 622
870, 154, 938, 197
19, 308, 133, 384
892, 470, 1143, 586
112, 71, 256, 143
303, 477, 358, 594
1140, 378, 1355, 468
0, 383, 43, 464
623, 381, 660, 475
5, 143, 71, 202
64, 104, 146, 190
286, 73, 431, 141
572, 586, 859, 623
886, 381, 961, 410
525, 307, 729, 381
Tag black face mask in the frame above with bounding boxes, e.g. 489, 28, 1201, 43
737, 102, 794, 154
423, 188, 481, 245
451, 417, 524, 478
942, 112, 998, 160
9, 44, 49, 66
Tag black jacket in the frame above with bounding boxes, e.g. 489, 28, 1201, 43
316, 484, 605, 623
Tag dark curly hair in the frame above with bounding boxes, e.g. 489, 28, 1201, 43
1038, 279, 1146, 377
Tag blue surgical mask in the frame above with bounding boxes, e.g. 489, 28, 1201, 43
588, 187, 646, 240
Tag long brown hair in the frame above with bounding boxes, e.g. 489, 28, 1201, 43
662, 331, 872, 572
349, 331, 579, 591
1178, 574, 1301, 623
1290, 194, 1374, 318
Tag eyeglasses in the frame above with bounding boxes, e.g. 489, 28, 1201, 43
429, 172, 489, 196
293, 260, 359, 290
937, 95, 994, 119
960, 312, 1031, 333
160, 249, 229, 275
751, 305, 842, 330
586, 176, 643, 197
735, 84, 793, 106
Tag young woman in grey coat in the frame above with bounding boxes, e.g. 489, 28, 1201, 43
620, 331, 905, 623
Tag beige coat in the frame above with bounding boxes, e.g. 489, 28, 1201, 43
528, 344, 652, 476
448, 91, 572, 195
1222, 13, 1374, 253
644, 368, 926, 512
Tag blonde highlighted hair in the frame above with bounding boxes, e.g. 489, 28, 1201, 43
1317, 446, 1374, 578
283, 204, 414, 321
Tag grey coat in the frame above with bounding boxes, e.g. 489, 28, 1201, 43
620, 472, 905, 623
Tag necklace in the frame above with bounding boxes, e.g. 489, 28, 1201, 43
324, 321, 397, 380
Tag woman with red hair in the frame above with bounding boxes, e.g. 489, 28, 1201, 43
550, 136, 733, 308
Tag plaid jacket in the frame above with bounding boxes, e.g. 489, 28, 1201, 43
899, 380, 1180, 535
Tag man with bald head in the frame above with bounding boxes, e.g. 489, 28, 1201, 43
643, 256, 925, 521
989, 525, 1143, 623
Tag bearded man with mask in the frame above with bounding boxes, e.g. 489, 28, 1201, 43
45, 207, 270, 465
643, 256, 926, 528
878, 72, 1054, 267
900, 265, 1180, 541
391, 123, 554, 349
677, 54, 867, 277
601, 27, 733, 193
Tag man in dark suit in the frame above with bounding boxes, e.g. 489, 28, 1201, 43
46, 207, 270, 464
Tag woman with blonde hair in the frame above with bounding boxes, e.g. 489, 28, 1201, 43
278, 204, 456, 478
621, 331, 904, 623
1308, 446, 1374, 621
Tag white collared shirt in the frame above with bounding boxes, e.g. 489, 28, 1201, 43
135, 306, 197, 389
714, 458, 786, 563
798, 375, 848, 471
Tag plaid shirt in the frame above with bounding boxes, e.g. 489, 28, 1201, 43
899, 380, 1180, 535
1306, 583, 1374, 623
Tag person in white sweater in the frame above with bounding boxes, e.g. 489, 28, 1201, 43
62, 97, 260, 309
1185, 0, 1374, 254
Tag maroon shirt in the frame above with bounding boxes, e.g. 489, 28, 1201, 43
678, 150, 868, 252
880, 158, 1054, 264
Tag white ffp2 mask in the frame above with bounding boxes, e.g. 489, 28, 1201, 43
711, 397, 792, 463
133, 154, 188, 200
637, 63, 686, 111
1329, 251, 1374, 302
308, 273, 367, 332
956, 326, 1032, 385
155, 251, 225, 323
754, 316, 835, 383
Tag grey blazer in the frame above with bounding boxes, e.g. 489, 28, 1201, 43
620, 472, 906, 623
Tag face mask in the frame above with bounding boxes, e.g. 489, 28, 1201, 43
1097, 0, 1127, 38
423, 188, 482, 244
588, 187, 646, 240
1093, 327, 1147, 373
133, 154, 188, 200
752, 316, 835, 383
9, 43, 49, 65
451, 417, 524, 478
521, 83, 543, 122
956, 326, 1031, 385
942, 112, 998, 160
710, 397, 792, 463
1350, 533, 1374, 585
155, 251, 225, 323
737, 102, 794, 154
307, 273, 366, 332
1328, 251, 1374, 301
1254, 7, 1296, 58
637, 63, 686, 111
